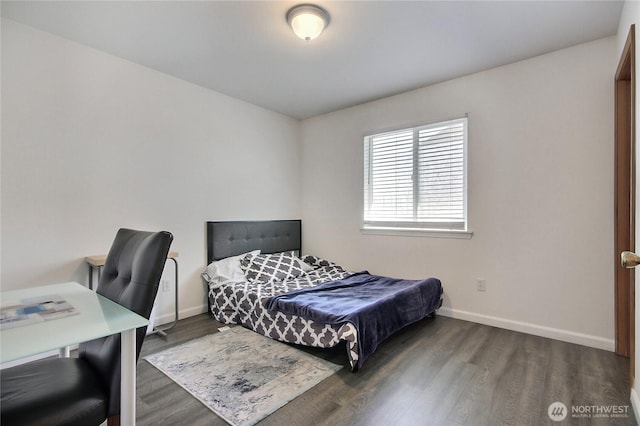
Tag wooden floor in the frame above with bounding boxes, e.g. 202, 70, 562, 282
137, 314, 636, 426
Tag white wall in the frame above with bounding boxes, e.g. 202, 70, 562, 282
0, 14, 621, 354
301, 37, 616, 350
0, 19, 301, 323
617, 0, 640, 420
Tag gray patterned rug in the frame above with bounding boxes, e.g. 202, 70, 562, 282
144, 326, 342, 426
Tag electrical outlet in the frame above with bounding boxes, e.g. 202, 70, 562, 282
162, 279, 170, 292
476, 279, 486, 292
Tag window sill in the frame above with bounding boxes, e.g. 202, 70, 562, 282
360, 226, 473, 239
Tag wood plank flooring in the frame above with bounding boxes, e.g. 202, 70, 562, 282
137, 314, 636, 426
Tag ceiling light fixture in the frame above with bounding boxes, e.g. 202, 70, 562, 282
287, 4, 330, 41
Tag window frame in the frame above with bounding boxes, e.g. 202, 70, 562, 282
362, 117, 472, 238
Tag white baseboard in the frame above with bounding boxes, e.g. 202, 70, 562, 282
154, 304, 616, 352
631, 387, 640, 423
153, 304, 208, 327
438, 307, 615, 352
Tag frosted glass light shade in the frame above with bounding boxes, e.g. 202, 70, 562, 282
287, 5, 329, 41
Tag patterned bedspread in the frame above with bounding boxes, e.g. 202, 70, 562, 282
207, 257, 442, 371
207, 262, 363, 369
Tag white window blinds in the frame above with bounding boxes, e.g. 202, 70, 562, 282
364, 117, 467, 231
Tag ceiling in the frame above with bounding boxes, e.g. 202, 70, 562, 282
1, 1, 624, 120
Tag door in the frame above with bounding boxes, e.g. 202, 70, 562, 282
615, 25, 635, 384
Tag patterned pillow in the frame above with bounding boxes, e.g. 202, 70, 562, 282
301, 255, 333, 268
240, 252, 307, 283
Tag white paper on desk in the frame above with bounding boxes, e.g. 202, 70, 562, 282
0, 294, 79, 330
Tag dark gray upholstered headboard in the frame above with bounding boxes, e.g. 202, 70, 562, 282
206, 220, 302, 264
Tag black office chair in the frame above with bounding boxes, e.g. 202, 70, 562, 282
1, 228, 173, 426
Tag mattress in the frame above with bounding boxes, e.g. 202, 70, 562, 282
206, 254, 442, 371
207, 259, 362, 369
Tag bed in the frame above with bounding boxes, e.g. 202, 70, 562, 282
203, 220, 442, 371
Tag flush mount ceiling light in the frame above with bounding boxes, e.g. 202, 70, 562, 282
287, 4, 330, 41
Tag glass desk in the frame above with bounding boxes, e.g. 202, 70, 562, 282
0, 282, 148, 426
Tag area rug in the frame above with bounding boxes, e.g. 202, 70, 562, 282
144, 326, 342, 426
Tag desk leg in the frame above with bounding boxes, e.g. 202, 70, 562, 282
87, 265, 103, 291
121, 328, 137, 426
88, 264, 94, 290
150, 258, 179, 335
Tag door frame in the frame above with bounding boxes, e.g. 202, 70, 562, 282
614, 24, 635, 382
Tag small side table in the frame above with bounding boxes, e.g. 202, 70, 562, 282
85, 251, 179, 337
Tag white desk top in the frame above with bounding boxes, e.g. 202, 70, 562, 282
0, 282, 148, 363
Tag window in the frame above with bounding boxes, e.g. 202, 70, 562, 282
363, 117, 468, 233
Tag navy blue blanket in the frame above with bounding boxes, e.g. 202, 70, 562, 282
264, 272, 442, 371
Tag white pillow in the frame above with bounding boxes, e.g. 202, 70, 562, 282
202, 250, 260, 285
299, 257, 314, 272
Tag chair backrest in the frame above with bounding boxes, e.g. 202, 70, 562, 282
79, 228, 173, 417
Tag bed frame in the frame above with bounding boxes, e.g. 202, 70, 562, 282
204, 219, 442, 371
206, 220, 302, 264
